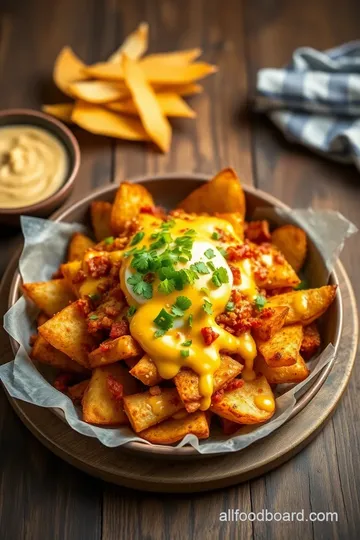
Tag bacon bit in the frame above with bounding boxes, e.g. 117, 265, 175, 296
253, 264, 268, 282
245, 221, 271, 243
110, 319, 129, 339
104, 305, 121, 317
274, 252, 285, 264
87, 255, 111, 278
52, 267, 63, 279
77, 298, 91, 316
29, 333, 38, 346
143, 272, 155, 283
149, 385, 162, 396
212, 379, 244, 405
229, 264, 242, 285
54, 373, 76, 393
201, 327, 220, 346
100, 340, 112, 352
258, 307, 273, 319
107, 375, 124, 401
73, 269, 86, 284
111, 286, 125, 302
97, 280, 113, 294
226, 242, 256, 262
140, 205, 155, 215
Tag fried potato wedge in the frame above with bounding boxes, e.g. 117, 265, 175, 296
123, 55, 172, 152
252, 306, 289, 342
42, 103, 74, 123
255, 353, 310, 384
107, 92, 196, 119
178, 168, 246, 218
301, 323, 321, 360
82, 363, 139, 425
39, 301, 97, 367
123, 388, 183, 433
88, 336, 142, 368
210, 376, 275, 424
130, 354, 163, 386
22, 279, 75, 316
256, 324, 303, 367
255, 247, 301, 289
31, 335, 89, 374
111, 181, 154, 235
69, 81, 129, 104
174, 355, 243, 413
107, 21, 149, 63
53, 46, 88, 97
272, 225, 307, 272
67, 233, 95, 262
215, 212, 244, 240
266, 285, 337, 326
140, 411, 209, 444
68, 379, 90, 402
90, 201, 113, 241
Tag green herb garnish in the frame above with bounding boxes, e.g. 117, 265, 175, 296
191, 261, 210, 275
127, 273, 153, 299
104, 236, 114, 245
218, 247, 227, 258
127, 306, 137, 317
203, 299, 213, 315
211, 231, 220, 240
153, 309, 174, 331
295, 279, 308, 290
180, 349, 190, 358
181, 340, 192, 347
89, 314, 98, 320
130, 231, 145, 246
188, 314, 193, 327
88, 293, 100, 302
254, 295, 267, 310
225, 301, 235, 312
154, 329, 165, 338
158, 279, 175, 295
212, 267, 229, 288
204, 248, 215, 259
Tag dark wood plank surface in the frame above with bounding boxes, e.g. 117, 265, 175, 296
0, 1, 359, 539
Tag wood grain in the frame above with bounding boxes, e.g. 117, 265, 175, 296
1, 0, 360, 539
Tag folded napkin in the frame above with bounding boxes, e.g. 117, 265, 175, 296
255, 41, 360, 170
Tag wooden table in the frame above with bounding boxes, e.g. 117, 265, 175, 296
1, 1, 359, 538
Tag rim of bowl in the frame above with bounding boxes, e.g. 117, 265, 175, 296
0, 108, 80, 214
7, 173, 343, 457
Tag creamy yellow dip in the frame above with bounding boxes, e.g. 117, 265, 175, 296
0, 125, 68, 208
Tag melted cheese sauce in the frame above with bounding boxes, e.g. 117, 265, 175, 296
293, 292, 308, 315
120, 216, 259, 410
254, 394, 275, 412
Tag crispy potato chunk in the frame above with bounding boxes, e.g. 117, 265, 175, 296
256, 324, 303, 367
39, 301, 97, 367
90, 201, 113, 241
210, 376, 275, 424
252, 306, 289, 341
130, 354, 163, 386
111, 182, 154, 235
68, 379, 90, 402
255, 247, 301, 289
174, 355, 243, 413
140, 411, 210, 444
83, 364, 139, 425
215, 212, 244, 240
88, 336, 142, 368
22, 279, 75, 316
272, 225, 307, 272
123, 387, 183, 433
177, 168, 246, 219
301, 323, 321, 360
266, 285, 337, 326
255, 353, 310, 384
67, 233, 95, 261
31, 335, 89, 374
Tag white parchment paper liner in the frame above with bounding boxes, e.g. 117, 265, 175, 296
0, 213, 357, 455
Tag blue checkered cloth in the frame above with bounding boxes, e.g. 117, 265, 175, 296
255, 41, 360, 170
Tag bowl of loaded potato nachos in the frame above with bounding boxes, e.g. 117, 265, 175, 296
9, 168, 341, 454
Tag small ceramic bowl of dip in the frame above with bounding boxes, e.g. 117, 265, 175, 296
0, 109, 80, 226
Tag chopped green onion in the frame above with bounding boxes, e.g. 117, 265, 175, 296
104, 236, 114, 245
211, 231, 220, 240
254, 295, 267, 310
89, 314, 98, 320
154, 329, 165, 338
181, 340, 192, 347
212, 267, 229, 288
153, 309, 174, 331
180, 349, 190, 358
203, 299, 213, 315
225, 301, 235, 312
204, 248, 215, 259
130, 231, 145, 246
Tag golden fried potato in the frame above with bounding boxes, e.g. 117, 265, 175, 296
215, 212, 244, 240
174, 355, 243, 413
301, 323, 321, 360
256, 324, 303, 367
177, 168, 246, 219
82, 363, 139, 425
255, 246, 301, 289
68, 379, 90, 402
130, 354, 163, 386
88, 336, 142, 368
111, 182, 154, 235
255, 353, 310, 384
67, 233, 95, 262
90, 201, 113, 241
140, 411, 209, 444
210, 376, 275, 424
39, 301, 98, 367
123, 387, 183, 432
272, 225, 307, 272
31, 335, 89, 374
266, 285, 337, 326
253, 306, 289, 342
22, 279, 75, 317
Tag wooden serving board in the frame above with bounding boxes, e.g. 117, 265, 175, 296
0, 254, 357, 493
